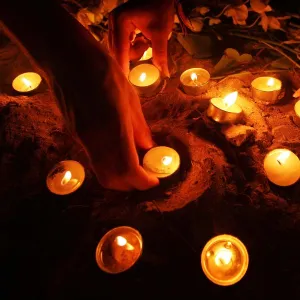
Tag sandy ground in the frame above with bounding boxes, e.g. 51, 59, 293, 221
1, 29, 300, 299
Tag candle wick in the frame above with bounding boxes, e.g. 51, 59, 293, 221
277, 159, 282, 166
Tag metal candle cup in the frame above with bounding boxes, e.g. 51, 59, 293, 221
207, 92, 243, 124
180, 68, 210, 96
95, 226, 143, 274
251, 77, 282, 105
201, 234, 249, 286
129, 63, 161, 97
46, 160, 85, 195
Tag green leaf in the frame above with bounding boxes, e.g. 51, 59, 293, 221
176, 33, 214, 58
271, 57, 294, 69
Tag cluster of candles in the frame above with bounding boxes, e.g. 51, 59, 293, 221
94, 226, 249, 287
12, 49, 299, 285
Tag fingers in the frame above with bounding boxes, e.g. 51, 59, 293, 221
109, 8, 135, 77
128, 85, 154, 150
151, 34, 170, 78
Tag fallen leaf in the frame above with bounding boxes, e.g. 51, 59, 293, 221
271, 57, 294, 69
189, 17, 204, 32
209, 18, 222, 26
213, 48, 252, 76
250, 0, 272, 14
225, 48, 240, 59
237, 54, 253, 64
225, 5, 248, 26
193, 6, 210, 16
293, 88, 300, 98
176, 33, 214, 58
259, 13, 269, 31
268, 16, 281, 30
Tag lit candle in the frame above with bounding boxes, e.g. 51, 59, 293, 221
264, 149, 300, 186
207, 91, 243, 124
129, 63, 161, 97
201, 234, 249, 286
139, 47, 153, 61
95, 226, 143, 274
143, 146, 180, 178
295, 100, 300, 118
46, 160, 85, 195
12, 72, 42, 93
251, 76, 282, 105
180, 68, 210, 96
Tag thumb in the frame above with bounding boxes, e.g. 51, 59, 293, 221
151, 34, 170, 78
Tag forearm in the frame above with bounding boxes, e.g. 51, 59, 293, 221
0, 0, 109, 130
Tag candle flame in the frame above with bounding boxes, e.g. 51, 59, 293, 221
115, 236, 134, 250
61, 171, 72, 185
223, 91, 238, 108
139, 72, 147, 82
277, 150, 291, 165
267, 78, 275, 87
22, 77, 32, 88
191, 73, 198, 81
116, 236, 127, 246
161, 156, 172, 166
215, 248, 233, 266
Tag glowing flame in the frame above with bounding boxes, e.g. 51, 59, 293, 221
161, 156, 172, 166
116, 236, 127, 246
277, 150, 291, 165
139, 72, 147, 82
115, 236, 134, 250
215, 248, 233, 266
223, 91, 238, 108
61, 171, 72, 185
267, 78, 275, 87
22, 77, 32, 88
191, 73, 198, 81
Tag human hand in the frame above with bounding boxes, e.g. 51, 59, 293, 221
71, 53, 159, 191
109, 0, 174, 77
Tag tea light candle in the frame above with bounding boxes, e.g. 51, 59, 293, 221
46, 160, 85, 195
129, 63, 161, 97
201, 234, 249, 286
12, 72, 42, 93
207, 91, 242, 124
143, 146, 180, 178
295, 100, 300, 118
95, 226, 143, 274
264, 149, 300, 186
139, 47, 153, 61
251, 77, 282, 105
180, 68, 210, 96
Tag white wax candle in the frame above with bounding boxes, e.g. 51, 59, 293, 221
180, 68, 210, 95
129, 64, 160, 96
264, 149, 300, 186
251, 77, 282, 92
12, 72, 42, 93
139, 47, 153, 61
143, 146, 180, 178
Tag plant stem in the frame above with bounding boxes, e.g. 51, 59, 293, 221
229, 32, 300, 56
211, 69, 290, 80
261, 41, 300, 69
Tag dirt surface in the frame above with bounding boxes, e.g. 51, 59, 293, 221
1, 28, 300, 299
